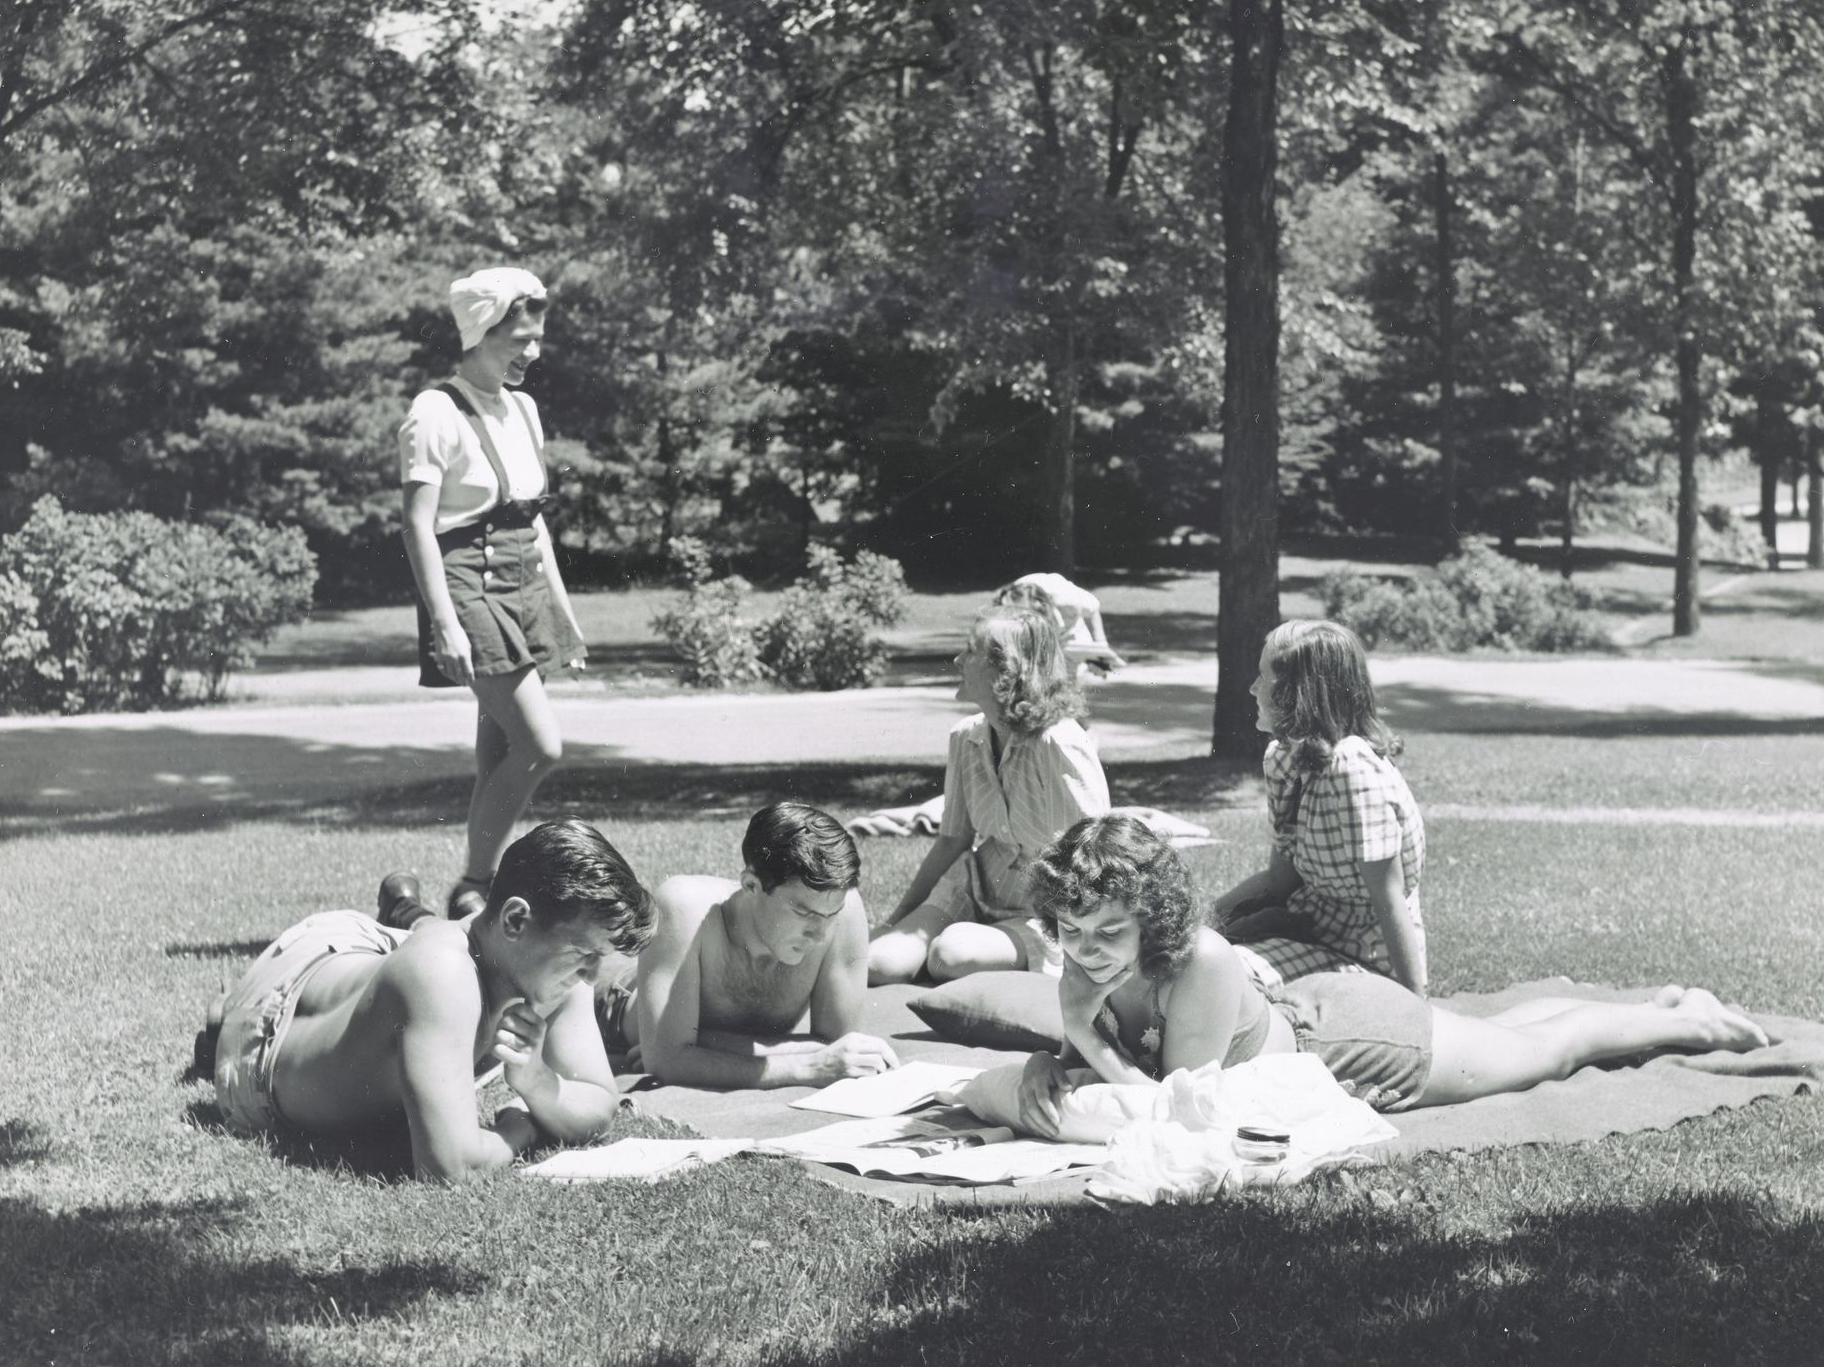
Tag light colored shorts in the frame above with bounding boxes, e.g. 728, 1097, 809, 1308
917, 845, 1061, 977
213, 910, 408, 1134
1270, 971, 1433, 1113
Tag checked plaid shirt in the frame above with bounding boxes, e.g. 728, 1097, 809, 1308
1240, 735, 1425, 987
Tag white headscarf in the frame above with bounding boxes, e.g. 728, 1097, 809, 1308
448, 267, 546, 352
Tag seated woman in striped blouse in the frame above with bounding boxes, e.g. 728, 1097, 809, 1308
867, 605, 1110, 984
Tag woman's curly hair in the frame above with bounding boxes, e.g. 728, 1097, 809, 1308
978, 605, 1086, 737
1265, 619, 1402, 777
1028, 814, 1199, 982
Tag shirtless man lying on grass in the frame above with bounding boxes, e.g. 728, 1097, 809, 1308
596, 802, 900, 1088
212, 819, 653, 1180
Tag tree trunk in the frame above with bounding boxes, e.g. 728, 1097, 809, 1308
1212, 0, 1284, 761
1560, 477, 1576, 580
1758, 432, 1780, 558
1038, 324, 1078, 573
1808, 431, 1823, 569
1665, 42, 1701, 637
1434, 149, 1458, 551
656, 349, 679, 552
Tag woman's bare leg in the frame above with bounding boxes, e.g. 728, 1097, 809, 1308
926, 921, 1026, 981
1418, 987, 1767, 1108
1485, 985, 1686, 1030
867, 902, 955, 985
463, 666, 563, 881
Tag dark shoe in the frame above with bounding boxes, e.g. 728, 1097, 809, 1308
193, 992, 226, 1079
378, 872, 436, 930
447, 873, 492, 920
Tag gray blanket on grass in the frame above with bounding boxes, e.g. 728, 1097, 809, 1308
613, 980, 1824, 1208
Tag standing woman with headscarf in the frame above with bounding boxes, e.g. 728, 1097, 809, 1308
392, 267, 588, 924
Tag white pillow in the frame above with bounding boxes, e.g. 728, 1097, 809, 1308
949, 1061, 1157, 1143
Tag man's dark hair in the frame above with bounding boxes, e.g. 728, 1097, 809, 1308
741, 802, 861, 894
490, 818, 654, 955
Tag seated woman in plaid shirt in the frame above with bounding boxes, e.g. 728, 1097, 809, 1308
1213, 620, 1429, 995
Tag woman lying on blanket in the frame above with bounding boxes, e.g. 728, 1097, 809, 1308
1213, 619, 1428, 994
868, 605, 1110, 985
1013, 814, 1768, 1136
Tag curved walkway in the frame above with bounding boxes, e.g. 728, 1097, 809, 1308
1, 653, 1820, 818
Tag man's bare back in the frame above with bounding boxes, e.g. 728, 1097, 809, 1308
273, 919, 499, 1133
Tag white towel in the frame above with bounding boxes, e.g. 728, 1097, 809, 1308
1087, 1053, 1397, 1204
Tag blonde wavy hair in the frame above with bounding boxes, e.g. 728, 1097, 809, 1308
975, 605, 1086, 737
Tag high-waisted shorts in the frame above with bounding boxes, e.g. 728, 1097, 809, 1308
417, 506, 574, 688
1269, 971, 1434, 1112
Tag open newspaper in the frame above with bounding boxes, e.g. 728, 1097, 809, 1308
762, 1112, 1108, 1185
521, 1111, 1107, 1186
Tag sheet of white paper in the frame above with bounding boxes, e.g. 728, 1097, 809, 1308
788, 1061, 984, 1117
758, 1114, 961, 1156
521, 1137, 750, 1183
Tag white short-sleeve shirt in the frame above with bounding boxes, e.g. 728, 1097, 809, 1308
397, 376, 547, 534
938, 713, 1109, 857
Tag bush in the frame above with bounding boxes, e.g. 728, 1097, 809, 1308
755, 545, 909, 690
1321, 544, 1611, 653
0, 497, 317, 714
650, 540, 909, 691
648, 536, 766, 688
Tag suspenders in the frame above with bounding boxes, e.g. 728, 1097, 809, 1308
435, 381, 551, 513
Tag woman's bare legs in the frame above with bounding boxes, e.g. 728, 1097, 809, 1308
462, 665, 563, 883
1418, 987, 1768, 1108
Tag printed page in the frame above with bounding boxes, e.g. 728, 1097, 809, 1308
788, 1060, 984, 1117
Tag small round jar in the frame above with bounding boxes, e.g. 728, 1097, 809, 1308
1232, 1125, 1292, 1164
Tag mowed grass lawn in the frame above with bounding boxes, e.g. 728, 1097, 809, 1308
5, 730, 1824, 1366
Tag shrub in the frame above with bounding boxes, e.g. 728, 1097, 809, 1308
651, 541, 911, 691
755, 545, 909, 691
0, 497, 317, 714
1321, 544, 1611, 653
648, 536, 765, 688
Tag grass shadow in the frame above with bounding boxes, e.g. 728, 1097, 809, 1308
166, 939, 273, 960
0, 1194, 486, 1366
0, 755, 1262, 839
772, 1188, 1824, 1366
181, 1099, 417, 1180
0, 1119, 52, 1167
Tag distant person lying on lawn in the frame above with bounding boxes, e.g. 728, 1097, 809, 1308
213, 820, 653, 1180
1212, 619, 1429, 995
868, 605, 1110, 984
993, 573, 1126, 675
595, 803, 899, 1088
1014, 814, 1769, 1135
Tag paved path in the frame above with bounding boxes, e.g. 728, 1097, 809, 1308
2, 653, 1820, 818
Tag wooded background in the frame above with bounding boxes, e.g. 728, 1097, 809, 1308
4, 0, 1822, 751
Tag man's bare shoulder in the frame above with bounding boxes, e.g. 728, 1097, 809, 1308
652, 875, 739, 932
375, 921, 484, 1019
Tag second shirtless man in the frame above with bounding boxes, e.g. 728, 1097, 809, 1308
598, 802, 901, 1088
